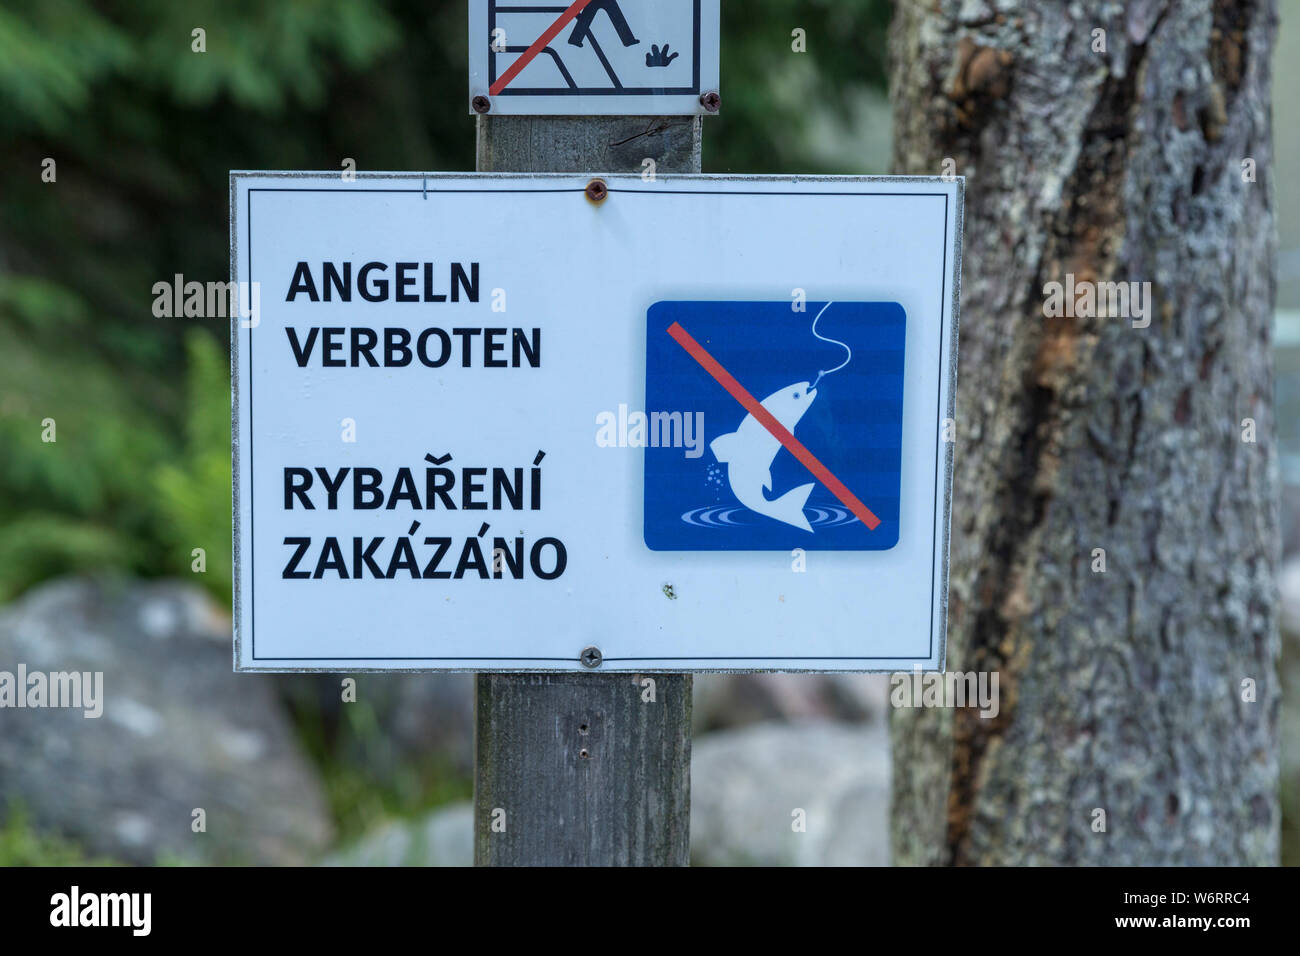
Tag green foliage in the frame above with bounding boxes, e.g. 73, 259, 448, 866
0, 277, 172, 600
708, 0, 892, 173
0, 1, 134, 135
0, 278, 233, 600
0, 0, 470, 603
0, 0, 398, 136
0, 806, 121, 866
154, 331, 233, 602
289, 691, 471, 842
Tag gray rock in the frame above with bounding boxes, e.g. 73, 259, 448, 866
319, 722, 891, 868
690, 720, 890, 866
1279, 556, 1300, 636
322, 802, 473, 866
693, 673, 890, 733
0, 577, 332, 864
1281, 482, 1300, 559
275, 672, 474, 780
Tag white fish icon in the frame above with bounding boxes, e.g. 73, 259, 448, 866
710, 382, 818, 532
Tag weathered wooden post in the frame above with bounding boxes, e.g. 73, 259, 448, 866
473, 114, 700, 866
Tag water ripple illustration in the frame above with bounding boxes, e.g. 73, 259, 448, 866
680, 504, 859, 529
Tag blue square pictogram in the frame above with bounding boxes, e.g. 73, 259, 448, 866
643, 300, 906, 551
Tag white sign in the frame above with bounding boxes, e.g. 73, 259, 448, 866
468, 0, 720, 115
231, 172, 962, 672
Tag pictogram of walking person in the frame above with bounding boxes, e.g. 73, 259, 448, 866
568, 0, 639, 48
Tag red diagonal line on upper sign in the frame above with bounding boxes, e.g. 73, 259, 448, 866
667, 321, 882, 531
489, 0, 596, 96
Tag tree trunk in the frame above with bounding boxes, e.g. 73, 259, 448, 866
889, 0, 1281, 865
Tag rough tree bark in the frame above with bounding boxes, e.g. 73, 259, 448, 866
889, 0, 1280, 864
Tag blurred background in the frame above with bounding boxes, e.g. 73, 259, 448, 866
0, 0, 1295, 865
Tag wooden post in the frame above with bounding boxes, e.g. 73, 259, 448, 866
473, 114, 701, 866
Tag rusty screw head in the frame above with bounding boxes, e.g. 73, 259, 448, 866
584, 178, 608, 204
580, 645, 603, 668
471, 95, 491, 114
700, 91, 720, 112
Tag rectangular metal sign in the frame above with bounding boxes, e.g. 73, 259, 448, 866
467, 0, 720, 115
230, 172, 961, 672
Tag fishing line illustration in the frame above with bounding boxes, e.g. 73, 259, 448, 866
809, 301, 851, 392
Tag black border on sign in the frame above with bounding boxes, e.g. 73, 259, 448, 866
235, 177, 957, 671
487, 0, 701, 96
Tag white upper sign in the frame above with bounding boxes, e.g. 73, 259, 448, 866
231, 172, 961, 672
468, 0, 720, 115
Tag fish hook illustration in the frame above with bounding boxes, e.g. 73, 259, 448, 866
809, 301, 851, 392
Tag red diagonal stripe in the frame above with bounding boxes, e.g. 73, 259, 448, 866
488, 0, 596, 96
667, 321, 881, 531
